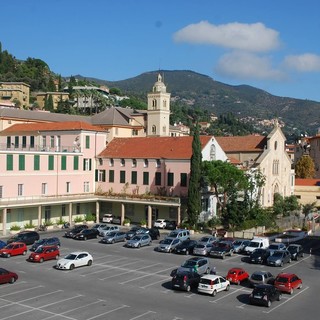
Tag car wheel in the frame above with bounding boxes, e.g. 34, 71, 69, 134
212, 290, 217, 297
87, 260, 92, 266
278, 293, 282, 301
69, 264, 75, 270
23, 250, 27, 255
6, 253, 11, 258
301, 253, 304, 258
222, 255, 225, 260
112, 239, 115, 244
225, 285, 230, 291
288, 258, 291, 263
138, 243, 141, 248
39, 258, 44, 263
289, 288, 294, 295
186, 285, 191, 292
149, 241, 152, 246
237, 280, 240, 285
185, 250, 189, 255
9, 277, 15, 284
280, 261, 283, 267
267, 300, 271, 307
84, 237, 87, 241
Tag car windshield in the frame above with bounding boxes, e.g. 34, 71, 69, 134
132, 235, 142, 241
35, 247, 44, 253
272, 251, 284, 258
228, 270, 237, 275
5, 244, 14, 249
34, 239, 46, 245
269, 245, 279, 250
200, 237, 209, 242
182, 260, 197, 268
102, 226, 111, 230
64, 254, 77, 260
287, 246, 297, 253
253, 249, 265, 254
249, 241, 260, 248
107, 232, 116, 237
233, 240, 242, 246
195, 244, 205, 249
276, 276, 288, 283
161, 239, 173, 245
253, 287, 268, 295
168, 231, 179, 237
251, 274, 263, 281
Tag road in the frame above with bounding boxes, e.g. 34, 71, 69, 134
0, 229, 319, 320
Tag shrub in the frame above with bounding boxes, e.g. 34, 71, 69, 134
44, 219, 54, 226
57, 217, 67, 225
10, 225, 21, 231
123, 218, 131, 225
74, 216, 85, 223
24, 222, 36, 229
140, 219, 147, 226
85, 214, 95, 222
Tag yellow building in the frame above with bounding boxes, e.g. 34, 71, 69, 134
36, 92, 69, 110
0, 82, 30, 109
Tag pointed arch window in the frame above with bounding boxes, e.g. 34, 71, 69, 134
152, 125, 156, 134
152, 99, 157, 109
210, 144, 216, 161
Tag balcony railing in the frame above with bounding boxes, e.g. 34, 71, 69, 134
0, 143, 81, 153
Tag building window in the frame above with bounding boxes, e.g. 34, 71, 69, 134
109, 158, 114, 167
42, 136, 46, 149
155, 172, 161, 186
19, 155, 25, 171
96, 170, 106, 182
131, 171, 137, 184
6, 136, 11, 148
120, 171, 126, 183
22, 136, 27, 148
41, 183, 48, 195
84, 182, 90, 192
83, 158, 92, 171
6, 154, 13, 171
48, 155, 54, 170
152, 99, 157, 108
272, 160, 279, 175
167, 172, 174, 187
61, 155, 67, 170
85, 135, 90, 149
50, 136, 55, 148
76, 203, 81, 215
30, 136, 35, 148
152, 125, 156, 134
120, 159, 125, 167
180, 173, 187, 187
144, 159, 149, 167
109, 170, 114, 182
132, 129, 138, 136
143, 172, 149, 185
0, 186, 3, 198
132, 159, 137, 167
18, 184, 24, 196
14, 136, 19, 148
62, 204, 67, 216
44, 206, 51, 221
34, 155, 40, 170
73, 156, 79, 170
66, 182, 71, 193
156, 159, 161, 167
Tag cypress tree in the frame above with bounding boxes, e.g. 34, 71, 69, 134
187, 123, 202, 228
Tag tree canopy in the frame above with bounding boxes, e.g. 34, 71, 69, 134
295, 155, 315, 178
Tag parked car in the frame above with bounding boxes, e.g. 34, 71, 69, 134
249, 248, 271, 264
198, 236, 218, 245
174, 240, 198, 255
92, 224, 108, 232
274, 273, 302, 294
126, 234, 152, 248
0, 268, 18, 284
112, 216, 121, 224
73, 228, 99, 240
287, 244, 304, 260
153, 219, 167, 229
249, 284, 282, 307
0, 242, 27, 258
249, 271, 275, 287
197, 275, 230, 296
28, 245, 60, 263
125, 227, 146, 240
7, 231, 40, 245
30, 237, 61, 251
171, 269, 201, 292
100, 231, 127, 244
226, 268, 249, 285
64, 225, 88, 238
209, 241, 234, 259
165, 220, 177, 230
233, 239, 251, 253
143, 227, 160, 240
266, 250, 291, 267
0, 240, 7, 249
157, 238, 181, 253
56, 251, 93, 270
165, 229, 190, 242
99, 225, 120, 237
268, 243, 287, 255
179, 257, 211, 275
193, 243, 213, 256
102, 214, 113, 223
245, 237, 270, 255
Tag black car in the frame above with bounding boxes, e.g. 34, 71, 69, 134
174, 240, 198, 255
249, 284, 282, 307
287, 244, 304, 260
144, 228, 160, 240
249, 248, 271, 264
30, 237, 60, 251
166, 221, 177, 230
64, 225, 88, 238
171, 269, 201, 292
73, 228, 99, 240
7, 231, 40, 245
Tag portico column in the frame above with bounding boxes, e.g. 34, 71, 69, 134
37, 206, 42, 226
121, 203, 125, 225
2, 208, 7, 236
177, 206, 181, 227
96, 201, 100, 223
69, 203, 72, 224
147, 205, 152, 228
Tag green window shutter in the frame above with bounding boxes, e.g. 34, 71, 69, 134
86, 135, 90, 149
34, 155, 40, 170
102, 170, 106, 182
30, 136, 35, 148
120, 171, 126, 183
73, 156, 79, 170
109, 170, 114, 182
95, 169, 98, 182
143, 172, 149, 185
19, 155, 25, 171
61, 155, 67, 170
155, 172, 161, 186
167, 172, 174, 186
131, 171, 137, 184
89, 159, 92, 170
48, 155, 54, 170
6, 154, 13, 171
180, 173, 187, 187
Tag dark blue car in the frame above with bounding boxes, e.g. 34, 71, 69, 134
0, 240, 6, 250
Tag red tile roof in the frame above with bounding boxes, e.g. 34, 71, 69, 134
99, 136, 212, 159
1, 121, 105, 134
215, 135, 267, 152
295, 178, 320, 186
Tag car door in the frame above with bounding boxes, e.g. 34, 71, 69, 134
0, 269, 7, 284
219, 277, 228, 291
75, 253, 87, 267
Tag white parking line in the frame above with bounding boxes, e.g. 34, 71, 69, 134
129, 310, 156, 320
17, 290, 63, 303
86, 305, 129, 320
83, 260, 141, 276
139, 277, 171, 289
281, 255, 311, 271
0, 285, 43, 298
209, 287, 244, 303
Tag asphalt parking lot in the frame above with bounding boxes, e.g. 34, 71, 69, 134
0, 229, 319, 320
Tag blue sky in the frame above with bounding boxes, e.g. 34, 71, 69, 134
2, 0, 320, 101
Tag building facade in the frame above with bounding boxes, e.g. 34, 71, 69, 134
0, 82, 30, 109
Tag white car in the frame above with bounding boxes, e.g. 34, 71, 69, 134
102, 214, 113, 223
197, 275, 230, 296
56, 251, 93, 270
153, 219, 167, 229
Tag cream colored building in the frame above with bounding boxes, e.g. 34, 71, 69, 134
36, 92, 69, 110
0, 82, 30, 109
294, 178, 320, 206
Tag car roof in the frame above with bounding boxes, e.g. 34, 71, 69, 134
228, 267, 245, 272
69, 251, 89, 254
252, 270, 269, 275
254, 284, 274, 289
7, 241, 26, 245
200, 274, 221, 280
188, 257, 206, 262
276, 273, 296, 278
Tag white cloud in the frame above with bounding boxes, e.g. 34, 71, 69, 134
215, 51, 285, 80
284, 53, 320, 72
173, 21, 280, 52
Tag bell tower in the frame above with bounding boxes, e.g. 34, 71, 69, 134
147, 73, 171, 136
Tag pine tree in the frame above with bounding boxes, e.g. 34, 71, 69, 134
187, 124, 202, 228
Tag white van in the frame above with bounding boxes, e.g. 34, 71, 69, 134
245, 237, 269, 254
102, 214, 113, 223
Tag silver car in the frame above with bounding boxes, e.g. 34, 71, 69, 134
179, 257, 211, 275
126, 234, 152, 248
100, 231, 126, 244
99, 225, 120, 237
193, 243, 213, 256
157, 238, 181, 253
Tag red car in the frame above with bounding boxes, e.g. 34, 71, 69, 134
0, 268, 18, 284
0, 242, 27, 258
28, 245, 60, 263
226, 268, 249, 285
274, 273, 302, 294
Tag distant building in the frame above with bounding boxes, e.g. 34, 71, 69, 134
35, 92, 69, 110
0, 82, 30, 109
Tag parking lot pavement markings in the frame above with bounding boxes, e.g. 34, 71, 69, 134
15, 290, 63, 304
281, 255, 310, 271
91, 254, 113, 261
139, 276, 172, 289
120, 266, 174, 285
0, 285, 43, 298
262, 286, 309, 314
128, 310, 157, 320
209, 287, 244, 303
86, 305, 129, 320
39, 294, 83, 309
